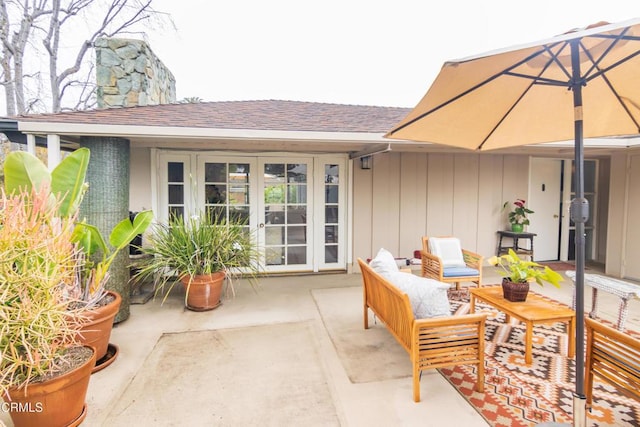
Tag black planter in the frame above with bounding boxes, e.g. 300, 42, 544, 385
501, 278, 529, 302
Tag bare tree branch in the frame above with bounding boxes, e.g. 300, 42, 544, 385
2, 0, 170, 113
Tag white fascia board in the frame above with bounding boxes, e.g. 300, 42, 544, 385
17, 121, 391, 143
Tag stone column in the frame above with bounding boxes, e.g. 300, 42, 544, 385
80, 136, 131, 323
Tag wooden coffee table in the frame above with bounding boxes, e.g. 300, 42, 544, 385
470, 286, 575, 364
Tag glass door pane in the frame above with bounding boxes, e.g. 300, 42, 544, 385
324, 164, 339, 263
315, 158, 346, 270
260, 159, 312, 271
203, 162, 251, 225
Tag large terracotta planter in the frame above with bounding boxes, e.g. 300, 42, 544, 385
180, 272, 225, 311
77, 291, 121, 369
5, 346, 96, 427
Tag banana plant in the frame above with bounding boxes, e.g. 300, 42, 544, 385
3, 148, 154, 306
4, 148, 89, 217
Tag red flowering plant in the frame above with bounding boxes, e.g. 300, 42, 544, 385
503, 199, 534, 226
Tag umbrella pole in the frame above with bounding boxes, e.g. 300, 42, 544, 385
570, 39, 587, 427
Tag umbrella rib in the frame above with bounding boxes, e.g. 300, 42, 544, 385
579, 29, 640, 132
581, 26, 632, 80
388, 46, 559, 136
479, 49, 563, 149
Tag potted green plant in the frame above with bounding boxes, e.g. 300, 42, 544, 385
0, 186, 95, 427
3, 149, 153, 368
134, 211, 261, 311
502, 198, 533, 232
488, 249, 564, 302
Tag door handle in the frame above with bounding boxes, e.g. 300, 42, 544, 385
553, 214, 559, 218
259, 223, 265, 228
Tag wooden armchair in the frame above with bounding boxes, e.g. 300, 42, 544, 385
585, 317, 640, 408
421, 236, 483, 289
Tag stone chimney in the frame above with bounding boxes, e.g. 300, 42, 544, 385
95, 38, 176, 108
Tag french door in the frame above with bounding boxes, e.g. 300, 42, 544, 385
156, 151, 347, 273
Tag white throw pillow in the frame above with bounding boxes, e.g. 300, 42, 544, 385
369, 248, 399, 278
428, 237, 466, 268
386, 271, 451, 319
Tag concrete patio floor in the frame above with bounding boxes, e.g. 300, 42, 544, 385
2, 266, 638, 426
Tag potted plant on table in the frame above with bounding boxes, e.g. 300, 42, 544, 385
133, 211, 261, 311
503, 198, 533, 232
3, 149, 153, 371
488, 249, 564, 302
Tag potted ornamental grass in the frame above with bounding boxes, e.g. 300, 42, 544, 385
488, 249, 564, 302
3, 149, 153, 369
0, 186, 95, 427
134, 211, 261, 311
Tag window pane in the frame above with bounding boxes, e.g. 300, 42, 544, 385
288, 164, 307, 183
325, 246, 338, 263
325, 164, 339, 184
169, 206, 184, 219
205, 163, 226, 182
230, 206, 250, 223
229, 184, 249, 205
287, 206, 306, 224
168, 185, 184, 204
265, 247, 284, 265
265, 184, 285, 203
205, 184, 226, 204
287, 226, 306, 244
264, 164, 285, 183
325, 225, 338, 244
168, 162, 183, 182
265, 206, 284, 224
287, 184, 307, 203
229, 163, 250, 183
287, 246, 306, 264
206, 206, 226, 223
325, 207, 339, 224
265, 226, 285, 245
325, 186, 338, 203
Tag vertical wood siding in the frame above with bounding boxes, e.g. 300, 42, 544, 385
353, 151, 529, 265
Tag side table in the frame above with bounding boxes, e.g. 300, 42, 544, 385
497, 230, 536, 260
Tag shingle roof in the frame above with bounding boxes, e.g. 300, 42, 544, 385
15, 100, 412, 134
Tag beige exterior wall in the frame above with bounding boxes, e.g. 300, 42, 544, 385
129, 147, 153, 212
352, 151, 530, 266
129, 146, 635, 279
607, 148, 640, 280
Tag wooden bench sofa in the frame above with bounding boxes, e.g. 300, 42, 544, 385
585, 317, 640, 408
358, 258, 487, 402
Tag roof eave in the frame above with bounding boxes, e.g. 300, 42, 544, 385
17, 121, 391, 143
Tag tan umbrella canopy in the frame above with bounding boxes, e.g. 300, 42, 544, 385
387, 18, 640, 150
386, 18, 640, 427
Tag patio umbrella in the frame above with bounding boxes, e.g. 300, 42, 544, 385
385, 18, 640, 427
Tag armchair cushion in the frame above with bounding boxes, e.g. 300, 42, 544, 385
428, 237, 466, 268
386, 271, 451, 319
443, 267, 480, 277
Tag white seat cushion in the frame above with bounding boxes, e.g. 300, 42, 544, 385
428, 237, 466, 268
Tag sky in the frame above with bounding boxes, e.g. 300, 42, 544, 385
143, 1, 639, 108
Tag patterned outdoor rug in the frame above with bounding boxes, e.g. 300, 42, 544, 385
441, 298, 640, 427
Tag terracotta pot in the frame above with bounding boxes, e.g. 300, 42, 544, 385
77, 291, 121, 363
5, 346, 96, 427
180, 272, 225, 311
501, 278, 529, 302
